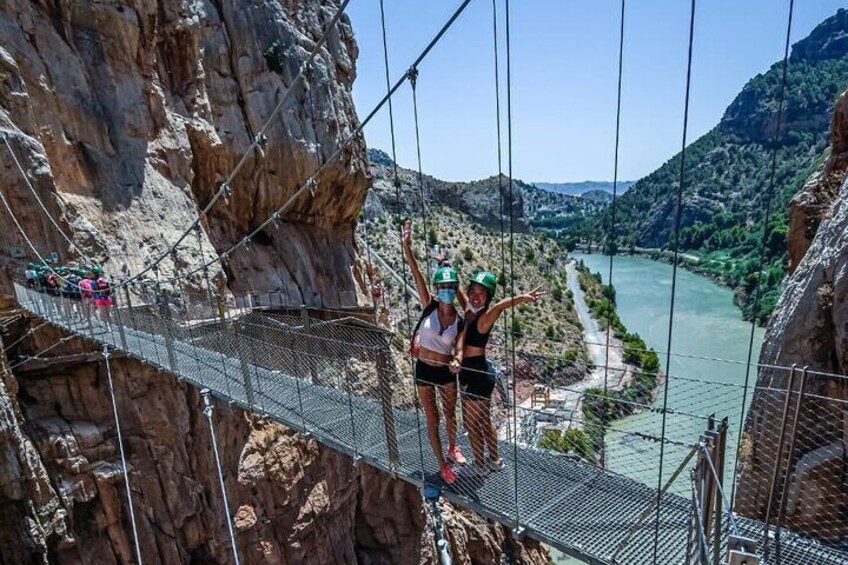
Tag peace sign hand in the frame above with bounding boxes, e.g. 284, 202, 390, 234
521, 286, 546, 304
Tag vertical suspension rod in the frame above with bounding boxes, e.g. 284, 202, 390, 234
103, 345, 144, 564
201, 391, 241, 565
653, 0, 697, 561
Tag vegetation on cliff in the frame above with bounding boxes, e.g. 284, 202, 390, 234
592, 9, 848, 323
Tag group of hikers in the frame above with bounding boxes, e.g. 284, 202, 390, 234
24, 262, 113, 308
403, 220, 545, 484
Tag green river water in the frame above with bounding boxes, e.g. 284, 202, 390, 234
550, 254, 766, 564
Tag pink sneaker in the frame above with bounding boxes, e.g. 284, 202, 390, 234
447, 445, 466, 466
440, 462, 458, 484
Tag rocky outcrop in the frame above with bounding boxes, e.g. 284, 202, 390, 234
736, 90, 848, 541
366, 150, 527, 233
787, 89, 848, 273
0, 0, 368, 306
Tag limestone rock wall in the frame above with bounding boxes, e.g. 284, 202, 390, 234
0, 0, 369, 306
737, 90, 848, 541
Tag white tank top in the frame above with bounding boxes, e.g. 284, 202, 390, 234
418, 309, 460, 355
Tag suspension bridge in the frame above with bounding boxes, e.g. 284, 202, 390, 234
6, 283, 847, 565
2, 0, 848, 563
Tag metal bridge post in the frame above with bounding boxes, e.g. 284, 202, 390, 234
215, 291, 235, 401
248, 337, 266, 413
376, 347, 400, 469
300, 306, 318, 384
762, 365, 797, 560
773, 367, 808, 562
159, 289, 178, 373
712, 419, 728, 565
235, 326, 256, 407
113, 279, 128, 351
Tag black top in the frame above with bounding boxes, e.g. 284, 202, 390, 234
464, 311, 491, 348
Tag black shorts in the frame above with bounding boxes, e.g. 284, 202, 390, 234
459, 356, 496, 400
415, 360, 455, 387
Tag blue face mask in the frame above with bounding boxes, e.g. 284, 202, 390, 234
437, 288, 457, 304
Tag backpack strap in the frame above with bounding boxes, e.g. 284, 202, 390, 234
410, 298, 439, 340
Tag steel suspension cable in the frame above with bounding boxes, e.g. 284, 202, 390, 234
379, 0, 401, 190
201, 391, 241, 565
491, 0, 511, 393
603, 0, 626, 399
408, 70, 433, 283
0, 176, 91, 292
504, 0, 522, 535
160, 0, 476, 295
379, 0, 426, 480
102, 345, 144, 564
2, 135, 100, 268
730, 0, 795, 506
653, 0, 697, 561
115, 0, 353, 290
2, 320, 50, 353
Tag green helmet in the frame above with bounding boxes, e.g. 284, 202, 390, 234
470, 271, 498, 297
432, 266, 459, 286
91, 265, 103, 275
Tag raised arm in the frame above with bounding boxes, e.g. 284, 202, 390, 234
477, 286, 547, 334
402, 219, 432, 307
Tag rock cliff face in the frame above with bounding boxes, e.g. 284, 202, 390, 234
737, 90, 848, 541
0, 0, 368, 306
0, 2, 549, 563
365, 150, 528, 233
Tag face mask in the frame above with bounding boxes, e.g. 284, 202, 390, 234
468, 303, 485, 314
436, 288, 457, 304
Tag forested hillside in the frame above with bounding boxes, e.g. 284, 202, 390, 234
594, 9, 848, 322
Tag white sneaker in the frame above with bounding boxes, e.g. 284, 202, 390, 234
461, 464, 488, 479
486, 458, 505, 472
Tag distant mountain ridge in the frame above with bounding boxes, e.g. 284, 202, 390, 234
533, 180, 635, 197
593, 8, 848, 322
365, 149, 604, 231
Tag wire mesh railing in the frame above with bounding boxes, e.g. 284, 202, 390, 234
9, 282, 848, 565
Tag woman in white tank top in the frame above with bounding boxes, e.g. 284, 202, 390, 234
402, 220, 466, 484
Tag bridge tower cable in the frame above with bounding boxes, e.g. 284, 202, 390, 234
408, 67, 433, 283
2, 134, 101, 269
504, 0, 523, 538
102, 344, 144, 565
201, 391, 241, 565
653, 0, 697, 562
378, 0, 427, 481
491, 0, 512, 406
730, 0, 795, 506
603, 0, 627, 402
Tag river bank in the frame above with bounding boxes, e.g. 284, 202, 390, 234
573, 253, 766, 490
574, 246, 770, 325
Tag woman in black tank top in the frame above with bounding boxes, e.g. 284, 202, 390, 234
458, 271, 545, 475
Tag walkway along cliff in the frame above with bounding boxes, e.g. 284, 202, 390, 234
0, 1, 548, 562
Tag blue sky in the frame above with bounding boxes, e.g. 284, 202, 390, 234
347, 1, 845, 183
